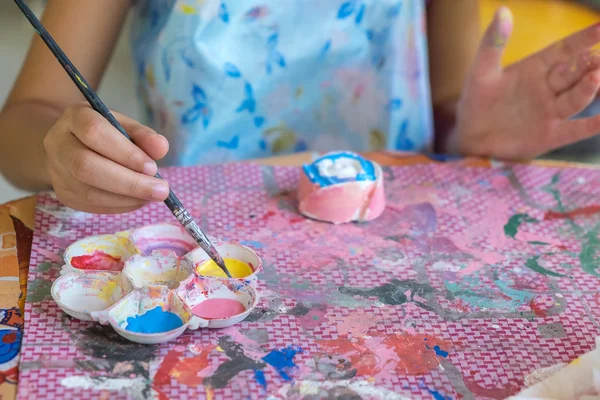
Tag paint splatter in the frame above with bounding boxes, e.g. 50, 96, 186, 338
71, 251, 124, 271
529, 298, 548, 317
203, 336, 265, 389
262, 347, 302, 381
432, 345, 449, 358
125, 307, 183, 334
339, 279, 435, 306
544, 204, 600, 221
504, 214, 539, 238
525, 255, 567, 278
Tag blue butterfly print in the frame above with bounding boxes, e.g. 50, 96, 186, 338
395, 119, 415, 150
337, 1, 366, 25
224, 62, 242, 78
254, 116, 265, 127
366, 27, 390, 68
181, 84, 212, 127
320, 40, 332, 58
387, 98, 403, 111
219, 3, 229, 22
387, 2, 402, 18
236, 82, 256, 114
265, 33, 286, 74
217, 135, 239, 149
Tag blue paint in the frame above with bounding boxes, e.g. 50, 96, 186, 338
261, 346, 302, 381
240, 240, 266, 249
433, 345, 448, 358
254, 369, 267, 389
125, 306, 183, 334
303, 152, 375, 188
428, 388, 452, 400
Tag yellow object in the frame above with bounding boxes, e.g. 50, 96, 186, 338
196, 258, 253, 278
480, 0, 600, 65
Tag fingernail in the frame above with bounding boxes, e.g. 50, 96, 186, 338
152, 184, 170, 200
143, 161, 157, 176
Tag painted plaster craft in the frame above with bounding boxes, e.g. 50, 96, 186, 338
185, 242, 262, 283
51, 223, 262, 344
176, 276, 258, 329
51, 272, 132, 321
297, 151, 386, 224
508, 335, 600, 400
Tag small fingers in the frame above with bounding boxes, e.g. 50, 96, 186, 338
65, 105, 160, 176
471, 7, 513, 81
555, 114, 600, 149
112, 111, 170, 161
554, 69, 600, 119
68, 140, 170, 202
541, 23, 600, 66
548, 50, 600, 94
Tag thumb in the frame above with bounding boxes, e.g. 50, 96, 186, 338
472, 7, 514, 81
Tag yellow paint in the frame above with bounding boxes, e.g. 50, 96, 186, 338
196, 258, 253, 278
97, 280, 117, 304
480, 0, 600, 65
181, 5, 197, 14
75, 74, 88, 89
570, 357, 581, 366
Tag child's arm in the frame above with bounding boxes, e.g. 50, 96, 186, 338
426, 0, 481, 152
0, 0, 169, 213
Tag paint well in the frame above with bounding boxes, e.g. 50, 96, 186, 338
191, 298, 246, 319
196, 258, 253, 278
71, 251, 124, 271
124, 306, 183, 333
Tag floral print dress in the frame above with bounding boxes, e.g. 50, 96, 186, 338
130, 0, 433, 166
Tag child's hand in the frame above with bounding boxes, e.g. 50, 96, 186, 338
450, 8, 600, 159
43, 103, 170, 213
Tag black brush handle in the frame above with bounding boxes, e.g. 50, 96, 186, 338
14, 0, 231, 277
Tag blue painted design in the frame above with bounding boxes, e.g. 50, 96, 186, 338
355, 4, 365, 24
320, 40, 332, 58
217, 135, 240, 149
254, 369, 267, 389
387, 98, 403, 111
366, 27, 391, 67
266, 33, 286, 74
396, 119, 415, 150
303, 151, 376, 188
294, 140, 308, 152
387, 2, 402, 18
125, 306, 183, 334
254, 116, 266, 127
180, 48, 195, 67
259, 139, 267, 150
240, 240, 266, 249
182, 84, 211, 127
433, 345, 449, 358
236, 82, 256, 113
219, 2, 229, 22
337, 1, 357, 19
0, 329, 22, 364
224, 62, 242, 78
262, 346, 302, 381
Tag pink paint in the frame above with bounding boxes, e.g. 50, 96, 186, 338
70, 251, 124, 271
37, 248, 63, 263
191, 299, 246, 320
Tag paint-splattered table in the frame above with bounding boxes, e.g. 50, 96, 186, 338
2, 152, 600, 400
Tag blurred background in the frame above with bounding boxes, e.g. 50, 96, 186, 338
0, 0, 599, 203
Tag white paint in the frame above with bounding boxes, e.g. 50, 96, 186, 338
266, 380, 412, 400
0, 277, 19, 281
61, 376, 148, 400
316, 157, 363, 180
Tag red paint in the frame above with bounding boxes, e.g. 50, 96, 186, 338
192, 299, 246, 319
463, 376, 519, 399
153, 347, 185, 386
70, 251, 124, 271
170, 350, 212, 386
544, 204, 600, 221
317, 336, 379, 376
2, 332, 16, 344
529, 298, 548, 317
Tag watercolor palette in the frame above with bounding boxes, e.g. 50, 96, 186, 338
51, 223, 260, 344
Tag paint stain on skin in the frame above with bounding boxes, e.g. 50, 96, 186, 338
192, 299, 246, 319
71, 251, 124, 271
125, 306, 183, 334
196, 258, 253, 278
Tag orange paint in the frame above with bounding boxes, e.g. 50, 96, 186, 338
529, 298, 548, 317
544, 204, 600, 221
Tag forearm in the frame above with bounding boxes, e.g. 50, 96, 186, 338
0, 100, 61, 191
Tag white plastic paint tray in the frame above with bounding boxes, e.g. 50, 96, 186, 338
51, 223, 261, 344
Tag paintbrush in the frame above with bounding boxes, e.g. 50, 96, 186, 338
15, 0, 232, 278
